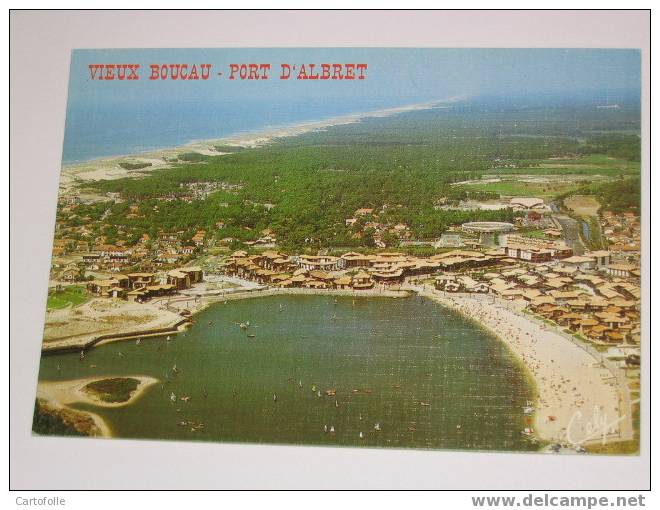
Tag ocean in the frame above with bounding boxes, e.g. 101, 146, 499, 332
61, 96, 428, 164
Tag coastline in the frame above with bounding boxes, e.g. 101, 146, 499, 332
412, 285, 631, 447
36, 375, 160, 439
41, 286, 411, 353
38, 282, 632, 449
59, 96, 464, 188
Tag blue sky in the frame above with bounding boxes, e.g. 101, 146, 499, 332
68, 48, 641, 108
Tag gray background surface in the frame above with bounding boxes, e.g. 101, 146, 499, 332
10, 10, 650, 490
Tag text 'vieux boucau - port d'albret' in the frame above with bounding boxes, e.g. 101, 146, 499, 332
87, 63, 369, 81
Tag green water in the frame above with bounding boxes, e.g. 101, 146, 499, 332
37, 295, 538, 451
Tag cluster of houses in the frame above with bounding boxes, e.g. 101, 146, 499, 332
221, 240, 640, 346
50, 218, 211, 273
601, 211, 641, 263
86, 267, 203, 302
148, 181, 242, 203
344, 207, 411, 248
435, 248, 640, 345
222, 248, 525, 290
503, 235, 574, 263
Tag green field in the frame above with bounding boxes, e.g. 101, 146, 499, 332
459, 178, 586, 198
46, 285, 88, 310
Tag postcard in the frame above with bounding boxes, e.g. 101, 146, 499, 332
33, 48, 641, 455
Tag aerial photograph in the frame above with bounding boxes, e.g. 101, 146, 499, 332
33, 48, 642, 455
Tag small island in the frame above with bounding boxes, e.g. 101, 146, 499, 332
82, 377, 141, 404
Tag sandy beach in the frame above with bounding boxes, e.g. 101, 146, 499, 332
39, 277, 632, 449
58, 96, 464, 191
36, 375, 159, 438
413, 286, 630, 446
42, 298, 185, 351
37, 375, 159, 409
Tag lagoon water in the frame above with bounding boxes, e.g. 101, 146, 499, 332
37, 295, 537, 451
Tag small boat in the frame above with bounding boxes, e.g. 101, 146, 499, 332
247, 333, 256, 338
89, 364, 97, 368
420, 402, 431, 407
273, 393, 277, 402
521, 427, 534, 437
177, 421, 188, 427
335, 399, 340, 408
359, 413, 363, 421
359, 432, 364, 439
180, 395, 191, 402
329, 425, 335, 434
172, 364, 178, 374
317, 390, 322, 398
136, 338, 141, 345
523, 406, 535, 415
170, 392, 177, 403
166, 336, 171, 341
79, 351, 85, 360
374, 423, 381, 431
239, 323, 248, 330
118, 352, 124, 358
324, 425, 328, 433
311, 384, 317, 392
456, 424, 462, 430
325, 388, 337, 397
56, 364, 61, 372
279, 304, 285, 313
298, 380, 303, 388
